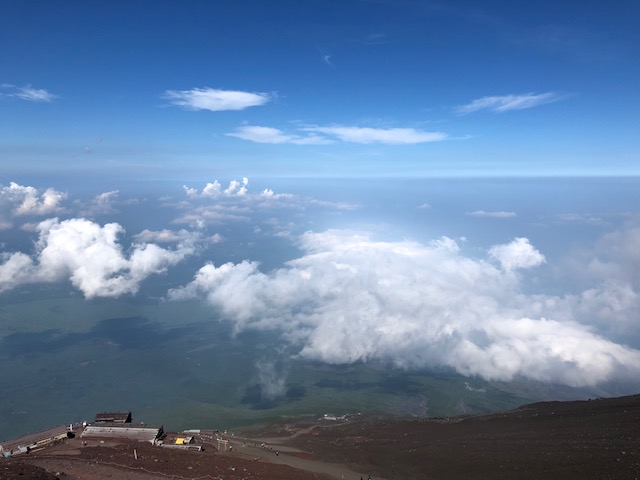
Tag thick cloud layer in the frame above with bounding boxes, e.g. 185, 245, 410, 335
169, 230, 640, 387
0, 218, 193, 297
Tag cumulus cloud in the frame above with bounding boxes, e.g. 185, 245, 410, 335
228, 125, 447, 145
164, 87, 271, 111
455, 92, 562, 114
0, 218, 194, 298
260, 188, 294, 200
169, 230, 640, 387
489, 237, 546, 271
1, 182, 67, 218
467, 210, 516, 218
183, 178, 249, 199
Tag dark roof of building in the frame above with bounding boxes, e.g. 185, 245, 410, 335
94, 412, 132, 423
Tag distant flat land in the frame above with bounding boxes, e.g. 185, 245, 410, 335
2, 394, 639, 480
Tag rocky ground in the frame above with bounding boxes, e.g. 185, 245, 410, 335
1, 394, 639, 480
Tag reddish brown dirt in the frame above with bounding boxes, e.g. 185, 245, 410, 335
287, 394, 640, 480
1, 439, 329, 480
2, 394, 639, 480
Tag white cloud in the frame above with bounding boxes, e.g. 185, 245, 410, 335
575, 281, 639, 340
8, 85, 58, 102
555, 213, 607, 226
302, 126, 447, 144
169, 230, 640, 387
0, 252, 37, 291
592, 223, 640, 284
225, 177, 249, 196
561, 219, 640, 290
467, 210, 517, 218
228, 125, 447, 145
255, 359, 288, 401
1, 182, 67, 218
178, 179, 305, 227
455, 92, 562, 114
0, 218, 193, 298
134, 228, 200, 244
489, 237, 545, 271
164, 87, 271, 111
183, 178, 250, 199
80, 190, 119, 216
565, 221, 640, 344
173, 206, 251, 227
261, 188, 294, 200
226, 126, 332, 145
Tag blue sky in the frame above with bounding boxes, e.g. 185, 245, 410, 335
2, 1, 640, 419
2, 0, 639, 180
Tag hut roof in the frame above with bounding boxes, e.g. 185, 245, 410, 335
94, 412, 132, 424
82, 424, 163, 443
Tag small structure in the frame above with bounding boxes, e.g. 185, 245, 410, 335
322, 413, 347, 421
94, 412, 132, 424
82, 424, 164, 444
175, 436, 194, 445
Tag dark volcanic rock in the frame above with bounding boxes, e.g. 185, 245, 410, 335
0, 461, 60, 479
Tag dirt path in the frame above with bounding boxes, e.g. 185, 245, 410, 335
225, 434, 379, 480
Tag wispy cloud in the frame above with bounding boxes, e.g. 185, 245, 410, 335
227, 126, 331, 145
455, 92, 562, 114
164, 87, 271, 111
555, 213, 608, 226
467, 210, 517, 218
79, 190, 119, 216
228, 125, 447, 145
1, 84, 57, 102
134, 228, 196, 244
302, 126, 447, 144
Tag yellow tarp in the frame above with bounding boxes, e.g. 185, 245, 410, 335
175, 438, 185, 445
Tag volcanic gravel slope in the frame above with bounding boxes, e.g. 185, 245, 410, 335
1, 394, 639, 480
286, 394, 640, 480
